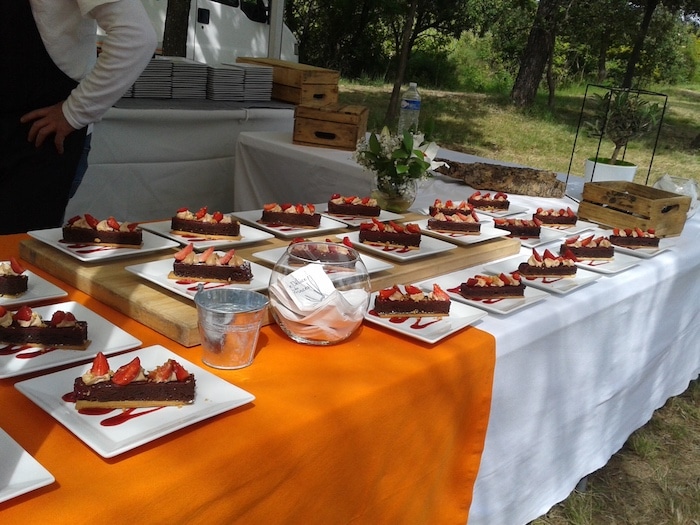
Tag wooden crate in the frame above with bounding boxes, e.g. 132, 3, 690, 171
236, 57, 339, 106
577, 181, 691, 237
293, 104, 368, 150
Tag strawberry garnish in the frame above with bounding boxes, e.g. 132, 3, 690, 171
281, 203, 293, 211
112, 357, 141, 386
565, 235, 579, 245
50, 310, 66, 326
84, 214, 99, 229
532, 248, 543, 262
127, 223, 139, 231
361, 197, 371, 204
533, 217, 543, 226
344, 196, 356, 204
90, 352, 110, 376
199, 247, 216, 263
613, 228, 621, 235
176, 206, 189, 213
66, 215, 81, 226
445, 199, 454, 208
195, 207, 208, 219
263, 203, 277, 211
406, 223, 421, 233
15, 305, 33, 322
171, 360, 191, 381
634, 227, 645, 237
542, 249, 557, 260
173, 243, 194, 261
580, 235, 594, 246
341, 236, 353, 248
432, 284, 450, 300
147, 359, 174, 382
295, 204, 304, 214
378, 285, 400, 299
9, 257, 25, 274
566, 207, 576, 217
647, 228, 655, 235
218, 249, 235, 265
562, 248, 578, 261
106, 217, 121, 231
389, 221, 404, 233
404, 284, 422, 295
330, 193, 340, 199
466, 277, 479, 286
212, 211, 224, 223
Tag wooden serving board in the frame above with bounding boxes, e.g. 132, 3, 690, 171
19, 216, 519, 347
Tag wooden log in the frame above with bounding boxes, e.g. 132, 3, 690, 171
435, 160, 566, 198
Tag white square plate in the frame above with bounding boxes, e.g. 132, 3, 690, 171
608, 237, 674, 259
14, 346, 255, 458
572, 251, 639, 274
411, 219, 509, 246
0, 301, 141, 379
27, 228, 179, 263
475, 204, 528, 218
320, 206, 404, 227
416, 273, 550, 315
483, 257, 601, 294
513, 226, 567, 248
340, 231, 457, 262
0, 427, 54, 504
140, 221, 274, 250
252, 246, 393, 275
125, 257, 272, 300
0, 266, 67, 308
233, 209, 347, 239
541, 219, 598, 234
364, 292, 487, 344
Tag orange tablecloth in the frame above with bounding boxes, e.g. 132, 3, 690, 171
0, 234, 495, 524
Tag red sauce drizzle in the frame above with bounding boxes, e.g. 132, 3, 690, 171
16, 346, 58, 359
100, 407, 164, 426
0, 344, 31, 356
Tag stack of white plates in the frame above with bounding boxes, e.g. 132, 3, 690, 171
132, 58, 172, 98
206, 65, 245, 101
237, 63, 273, 102
170, 57, 208, 99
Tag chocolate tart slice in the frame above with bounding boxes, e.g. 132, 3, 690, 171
0, 306, 89, 349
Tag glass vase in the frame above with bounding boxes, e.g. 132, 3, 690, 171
268, 241, 371, 345
370, 176, 418, 213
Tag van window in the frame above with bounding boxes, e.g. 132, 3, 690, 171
211, 0, 240, 7
241, 0, 268, 23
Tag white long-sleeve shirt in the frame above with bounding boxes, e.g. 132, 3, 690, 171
29, 0, 157, 129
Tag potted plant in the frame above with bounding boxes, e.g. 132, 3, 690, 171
354, 127, 445, 212
584, 89, 662, 182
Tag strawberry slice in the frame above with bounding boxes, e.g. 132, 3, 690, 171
90, 352, 110, 376
330, 193, 341, 199
84, 214, 99, 229
176, 206, 189, 213
281, 203, 292, 210
263, 203, 277, 211
445, 199, 454, 207
432, 284, 450, 300
307, 204, 316, 213
50, 311, 66, 326
566, 207, 576, 217
580, 235, 594, 246
15, 305, 33, 322
378, 285, 400, 299
9, 257, 25, 274
112, 357, 141, 385
361, 197, 371, 204
562, 248, 578, 261
171, 360, 191, 381
542, 249, 558, 260
218, 249, 235, 265
648, 228, 655, 235
532, 248, 543, 262
199, 247, 216, 263
389, 221, 404, 233
406, 223, 421, 233
194, 207, 207, 219
0, 306, 7, 317
466, 277, 479, 287
613, 228, 621, 235
634, 227, 645, 237
66, 215, 81, 226
344, 196, 356, 204
212, 211, 224, 223
533, 217, 543, 226
565, 235, 579, 245
127, 222, 139, 231
341, 236, 353, 248
173, 243, 194, 261
404, 284, 422, 295
295, 204, 304, 214
107, 217, 121, 231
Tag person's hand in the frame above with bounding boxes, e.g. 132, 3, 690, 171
20, 102, 77, 154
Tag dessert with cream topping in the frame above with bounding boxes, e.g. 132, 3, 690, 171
0, 305, 89, 349
468, 191, 510, 211
373, 284, 451, 317
260, 203, 321, 228
493, 217, 542, 238
518, 248, 577, 278
610, 227, 660, 249
427, 210, 481, 234
327, 194, 380, 217
171, 206, 241, 239
358, 218, 421, 248
460, 273, 525, 300
170, 244, 253, 283
560, 234, 614, 260
62, 214, 142, 247
428, 199, 474, 216
0, 258, 28, 297
533, 207, 578, 227
72, 352, 195, 409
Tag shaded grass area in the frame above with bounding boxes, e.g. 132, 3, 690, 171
339, 82, 700, 524
338, 82, 700, 186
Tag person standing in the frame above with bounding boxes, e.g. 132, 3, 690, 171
0, 0, 157, 234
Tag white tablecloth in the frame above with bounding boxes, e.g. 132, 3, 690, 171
67, 105, 294, 222
234, 131, 700, 524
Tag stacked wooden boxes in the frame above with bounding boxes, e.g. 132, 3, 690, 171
577, 181, 691, 237
236, 57, 339, 106
292, 104, 368, 150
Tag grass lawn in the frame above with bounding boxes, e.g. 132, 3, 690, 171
339, 81, 700, 524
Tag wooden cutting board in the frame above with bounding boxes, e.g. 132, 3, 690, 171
19, 216, 519, 347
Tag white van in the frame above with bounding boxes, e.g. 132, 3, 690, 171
101, 0, 299, 65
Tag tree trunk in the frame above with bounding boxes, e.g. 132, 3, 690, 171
621, 0, 659, 88
510, 0, 562, 108
163, 0, 191, 57
383, 0, 419, 128
596, 30, 609, 82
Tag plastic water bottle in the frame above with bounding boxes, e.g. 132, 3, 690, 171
397, 82, 421, 135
